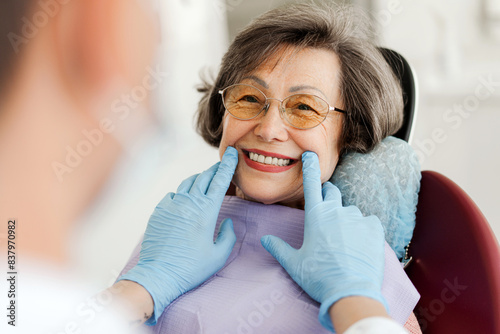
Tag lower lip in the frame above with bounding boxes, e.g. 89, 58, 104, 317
243, 154, 297, 173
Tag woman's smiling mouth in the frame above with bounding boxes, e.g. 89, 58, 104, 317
242, 149, 298, 173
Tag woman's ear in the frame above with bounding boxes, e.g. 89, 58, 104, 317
57, 0, 158, 94
55, 0, 116, 91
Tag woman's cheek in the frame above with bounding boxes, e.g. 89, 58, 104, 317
218, 115, 231, 160
321, 153, 340, 183
218, 143, 227, 160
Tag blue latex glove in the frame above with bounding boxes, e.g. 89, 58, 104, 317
261, 151, 387, 332
118, 147, 238, 325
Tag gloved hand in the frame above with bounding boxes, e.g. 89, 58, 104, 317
118, 147, 238, 325
261, 151, 387, 332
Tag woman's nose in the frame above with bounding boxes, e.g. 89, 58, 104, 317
253, 100, 289, 142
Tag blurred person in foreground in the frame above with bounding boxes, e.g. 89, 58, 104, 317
0, 0, 161, 332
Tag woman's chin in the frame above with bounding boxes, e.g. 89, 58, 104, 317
234, 186, 305, 209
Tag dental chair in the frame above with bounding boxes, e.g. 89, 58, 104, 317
407, 171, 500, 333
382, 48, 500, 334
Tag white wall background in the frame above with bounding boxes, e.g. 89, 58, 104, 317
71, 0, 500, 289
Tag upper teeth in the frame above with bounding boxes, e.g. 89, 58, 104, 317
249, 152, 291, 166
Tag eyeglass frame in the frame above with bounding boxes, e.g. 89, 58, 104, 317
218, 83, 347, 130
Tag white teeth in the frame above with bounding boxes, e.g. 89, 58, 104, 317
248, 152, 291, 166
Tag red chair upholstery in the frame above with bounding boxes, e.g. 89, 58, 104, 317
406, 171, 500, 333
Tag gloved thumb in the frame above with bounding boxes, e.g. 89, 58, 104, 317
261, 235, 295, 268
214, 218, 237, 261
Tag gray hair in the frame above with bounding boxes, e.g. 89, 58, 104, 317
196, 3, 403, 155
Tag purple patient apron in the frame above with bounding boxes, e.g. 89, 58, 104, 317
120, 196, 420, 333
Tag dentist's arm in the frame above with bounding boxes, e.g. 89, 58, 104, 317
111, 147, 238, 326
329, 297, 406, 333
261, 152, 406, 333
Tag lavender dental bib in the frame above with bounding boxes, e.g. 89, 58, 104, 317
121, 196, 419, 333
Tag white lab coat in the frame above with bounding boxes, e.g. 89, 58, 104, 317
345, 317, 409, 334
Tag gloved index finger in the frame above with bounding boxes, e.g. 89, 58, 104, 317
302, 151, 323, 210
207, 146, 238, 199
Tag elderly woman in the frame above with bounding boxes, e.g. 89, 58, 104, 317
119, 3, 421, 333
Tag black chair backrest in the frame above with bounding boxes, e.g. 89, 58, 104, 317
379, 48, 417, 143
